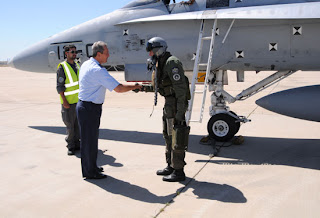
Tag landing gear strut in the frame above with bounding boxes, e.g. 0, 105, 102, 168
206, 70, 294, 141
207, 70, 247, 142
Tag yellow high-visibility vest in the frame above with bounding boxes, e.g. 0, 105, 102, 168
58, 61, 80, 104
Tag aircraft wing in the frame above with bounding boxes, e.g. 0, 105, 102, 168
118, 2, 320, 25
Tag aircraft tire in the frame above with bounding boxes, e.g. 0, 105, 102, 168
229, 111, 240, 134
207, 113, 237, 142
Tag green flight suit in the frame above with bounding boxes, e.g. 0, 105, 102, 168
148, 52, 190, 169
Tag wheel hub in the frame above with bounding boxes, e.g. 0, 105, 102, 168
212, 120, 229, 137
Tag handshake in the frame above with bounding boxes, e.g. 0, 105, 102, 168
132, 83, 152, 93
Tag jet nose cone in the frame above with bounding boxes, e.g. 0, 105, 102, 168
10, 39, 53, 73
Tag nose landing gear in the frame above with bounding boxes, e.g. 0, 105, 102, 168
207, 113, 240, 142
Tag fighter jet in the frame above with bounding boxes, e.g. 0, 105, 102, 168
9, 0, 320, 141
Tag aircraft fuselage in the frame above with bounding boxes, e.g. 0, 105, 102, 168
9, 0, 320, 78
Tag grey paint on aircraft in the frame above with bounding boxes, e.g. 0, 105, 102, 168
8, 0, 320, 124
256, 85, 320, 122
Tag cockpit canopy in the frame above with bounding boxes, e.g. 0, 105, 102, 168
122, 0, 159, 8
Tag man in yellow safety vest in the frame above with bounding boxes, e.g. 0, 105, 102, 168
56, 44, 80, 155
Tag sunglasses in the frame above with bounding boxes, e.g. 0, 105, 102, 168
68, 50, 77, 54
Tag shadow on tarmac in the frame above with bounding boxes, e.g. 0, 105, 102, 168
30, 126, 247, 203
197, 136, 320, 171
73, 147, 124, 168
85, 176, 246, 203
86, 175, 176, 203
30, 126, 320, 171
29, 125, 202, 146
180, 179, 247, 203
74, 149, 124, 167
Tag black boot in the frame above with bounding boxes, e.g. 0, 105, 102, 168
156, 165, 174, 176
163, 169, 186, 182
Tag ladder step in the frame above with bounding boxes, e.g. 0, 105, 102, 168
189, 119, 201, 123
186, 19, 217, 125
198, 63, 208, 67
202, 36, 212, 40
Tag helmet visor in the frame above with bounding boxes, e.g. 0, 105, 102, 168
146, 42, 153, 52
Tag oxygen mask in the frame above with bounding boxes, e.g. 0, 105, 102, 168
147, 55, 157, 73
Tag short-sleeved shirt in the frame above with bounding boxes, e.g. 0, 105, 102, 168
78, 57, 119, 104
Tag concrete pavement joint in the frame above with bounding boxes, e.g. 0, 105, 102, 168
153, 77, 283, 217
154, 156, 214, 217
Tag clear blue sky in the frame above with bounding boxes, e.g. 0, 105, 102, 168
0, 0, 134, 61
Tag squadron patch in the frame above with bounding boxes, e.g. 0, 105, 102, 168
173, 73, 181, 81
172, 67, 180, 81
58, 77, 65, 83
172, 67, 179, 74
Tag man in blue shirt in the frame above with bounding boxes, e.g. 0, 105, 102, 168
76, 41, 141, 179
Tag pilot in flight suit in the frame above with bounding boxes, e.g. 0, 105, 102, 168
139, 37, 191, 182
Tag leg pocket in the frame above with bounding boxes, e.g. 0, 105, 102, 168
61, 106, 71, 126
164, 97, 176, 118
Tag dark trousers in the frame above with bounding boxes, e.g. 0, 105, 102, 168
61, 103, 80, 150
162, 97, 186, 170
76, 100, 102, 177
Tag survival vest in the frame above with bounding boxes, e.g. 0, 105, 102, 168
58, 61, 80, 104
156, 53, 191, 100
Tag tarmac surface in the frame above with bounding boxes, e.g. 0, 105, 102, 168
0, 67, 319, 218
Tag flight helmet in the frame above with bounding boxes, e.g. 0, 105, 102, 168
146, 37, 167, 57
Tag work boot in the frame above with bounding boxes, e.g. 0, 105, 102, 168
156, 165, 174, 176
163, 169, 186, 182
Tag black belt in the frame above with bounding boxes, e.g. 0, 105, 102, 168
79, 99, 103, 105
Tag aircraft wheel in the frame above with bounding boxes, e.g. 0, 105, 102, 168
229, 111, 240, 134
207, 113, 238, 142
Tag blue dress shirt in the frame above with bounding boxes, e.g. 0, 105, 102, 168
78, 58, 119, 104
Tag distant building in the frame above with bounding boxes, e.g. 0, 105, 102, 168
0, 61, 8, 66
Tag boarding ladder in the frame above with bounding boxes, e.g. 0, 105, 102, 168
186, 19, 217, 125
